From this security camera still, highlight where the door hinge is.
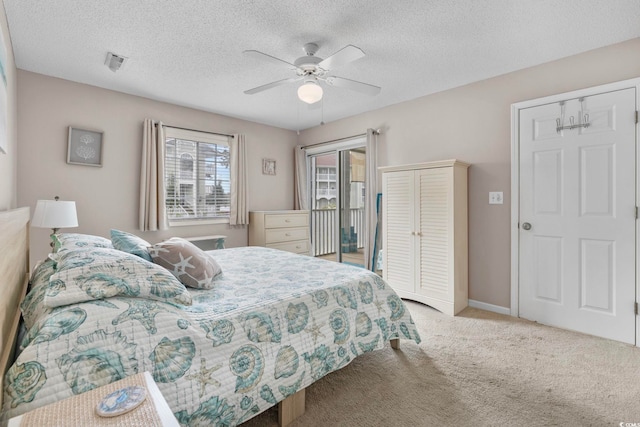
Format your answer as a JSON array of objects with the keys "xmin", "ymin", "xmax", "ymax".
[
  {"xmin": 635, "ymin": 302, "xmax": 638, "ymax": 316},
  {"xmin": 636, "ymin": 110, "xmax": 639, "ymax": 124},
  {"xmin": 636, "ymin": 206, "xmax": 638, "ymax": 219}
]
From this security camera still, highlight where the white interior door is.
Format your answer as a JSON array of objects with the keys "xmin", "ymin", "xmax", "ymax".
[{"xmin": 519, "ymin": 88, "xmax": 637, "ymax": 344}]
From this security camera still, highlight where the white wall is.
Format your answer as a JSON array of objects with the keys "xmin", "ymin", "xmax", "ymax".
[
  {"xmin": 0, "ymin": 2, "xmax": 18, "ymax": 210},
  {"xmin": 17, "ymin": 71, "xmax": 298, "ymax": 266},
  {"xmin": 299, "ymin": 38, "xmax": 640, "ymax": 309}
]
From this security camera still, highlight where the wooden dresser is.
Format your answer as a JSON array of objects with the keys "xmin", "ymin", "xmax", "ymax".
[{"xmin": 249, "ymin": 210, "xmax": 310, "ymax": 255}]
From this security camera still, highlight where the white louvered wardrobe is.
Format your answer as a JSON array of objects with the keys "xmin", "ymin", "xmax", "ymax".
[{"xmin": 380, "ymin": 160, "xmax": 469, "ymax": 315}]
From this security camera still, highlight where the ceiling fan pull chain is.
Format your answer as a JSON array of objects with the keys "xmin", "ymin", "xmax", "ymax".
[{"xmin": 297, "ymin": 99, "xmax": 300, "ymax": 135}]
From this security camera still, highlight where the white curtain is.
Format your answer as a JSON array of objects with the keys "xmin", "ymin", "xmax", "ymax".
[
  {"xmin": 364, "ymin": 129, "xmax": 378, "ymax": 271},
  {"xmin": 139, "ymin": 119, "xmax": 168, "ymax": 231},
  {"xmin": 294, "ymin": 145, "xmax": 308, "ymax": 210},
  {"xmin": 230, "ymin": 134, "xmax": 248, "ymax": 226}
]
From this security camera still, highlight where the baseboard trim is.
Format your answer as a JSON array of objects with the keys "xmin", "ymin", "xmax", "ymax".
[{"xmin": 468, "ymin": 299, "xmax": 511, "ymax": 316}]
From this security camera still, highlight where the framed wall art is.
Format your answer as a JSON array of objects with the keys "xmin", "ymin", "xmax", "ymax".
[
  {"xmin": 262, "ymin": 158, "xmax": 276, "ymax": 175},
  {"xmin": 67, "ymin": 127, "xmax": 103, "ymax": 167}
]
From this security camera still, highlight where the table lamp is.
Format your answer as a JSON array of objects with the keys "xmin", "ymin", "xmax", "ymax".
[{"xmin": 32, "ymin": 196, "xmax": 79, "ymax": 251}]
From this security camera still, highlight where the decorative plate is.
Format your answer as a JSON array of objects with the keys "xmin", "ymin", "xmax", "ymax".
[{"xmin": 96, "ymin": 386, "xmax": 147, "ymax": 417}]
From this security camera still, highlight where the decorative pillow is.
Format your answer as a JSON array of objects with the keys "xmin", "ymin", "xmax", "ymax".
[
  {"xmin": 149, "ymin": 237, "xmax": 222, "ymax": 289},
  {"xmin": 110, "ymin": 229, "xmax": 153, "ymax": 262},
  {"xmin": 53, "ymin": 247, "xmax": 129, "ymax": 271},
  {"xmin": 44, "ymin": 248, "xmax": 192, "ymax": 308},
  {"xmin": 53, "ymin": 233, "xmax": 113, "ymax": 254}
]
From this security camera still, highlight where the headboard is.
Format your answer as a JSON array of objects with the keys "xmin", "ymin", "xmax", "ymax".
[{"xmin": 0, "ymin": 207, "xmax": 30, "ymax": 409}]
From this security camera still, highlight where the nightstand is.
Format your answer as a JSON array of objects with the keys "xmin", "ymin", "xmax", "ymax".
[{"xmin": 9, "ymin": 372, "xmax": 178, "ymax": 426}]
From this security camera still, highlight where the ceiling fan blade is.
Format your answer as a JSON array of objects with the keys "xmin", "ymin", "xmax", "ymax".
[
  {"xmin": 244, "ymin": 77, "xmax": 301, "ymax": 95},
  {"xmin": 318, "ymin": 45, "xmax": 365, "ymax": 70},
  {"xmin": 243, "ymin": 50, "xmax": 298, "ymax": 70},
  {"xmin": 324, "ymin": 76, "xmax": 381, "ymax": 96}
]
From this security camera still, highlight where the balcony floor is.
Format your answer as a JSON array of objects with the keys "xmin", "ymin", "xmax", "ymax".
[{"xmin": 316, "ymin": 248, "xmax": 365, "ymax": 267}]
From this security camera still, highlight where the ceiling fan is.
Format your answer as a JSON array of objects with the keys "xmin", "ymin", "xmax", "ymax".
[{"xmin": 243, "ymin": 43, "xmax": 381, "ymax": 104}]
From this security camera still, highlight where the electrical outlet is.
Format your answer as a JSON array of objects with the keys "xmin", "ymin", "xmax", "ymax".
[{"xmin": 489, "ymin": 191, "xmax": 503, "ymax": 205}]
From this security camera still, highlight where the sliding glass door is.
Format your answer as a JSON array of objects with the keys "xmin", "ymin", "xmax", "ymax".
[
  {"xmin": 309, "ymin": 153, "xmax": 337, "ymax": 259},
  {"xmin": 338, "ymin": 148, "xmax": 365, "ymax": 266},
  {"xmin": 308, "ymin": 142, "xmax": 366, "ymax": 267}
]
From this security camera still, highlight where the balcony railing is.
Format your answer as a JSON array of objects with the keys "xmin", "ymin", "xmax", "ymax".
[
  {"xmin": 316, "ymin": 188, "xmax": 337, "ymax": 198},
  {"xmin": 311, "ymin": 208, "xmax": 365, "ymax": 256},
  {"xmin": 316, "ymin": 174, "xmax": 337, "ymax": 181}
]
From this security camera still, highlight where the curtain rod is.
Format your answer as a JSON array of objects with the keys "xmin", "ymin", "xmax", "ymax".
[
  {"xmin": 155, "ymin": 123, "xmax": 234, "ymax": 138},
  {"xmin": 301, "ymin": 131, "xmax": 374, "ymax": 149}
]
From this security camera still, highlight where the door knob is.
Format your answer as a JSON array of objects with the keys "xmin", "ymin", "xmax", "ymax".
[{"xmin": 522, "ymin": 222, "xmax": 532, "ymax": 230}]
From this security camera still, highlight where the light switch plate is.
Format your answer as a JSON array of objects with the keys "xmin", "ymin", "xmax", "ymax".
[{"xmin": 489, "ymin": 191, "xmax": 503, "ymax": 204}]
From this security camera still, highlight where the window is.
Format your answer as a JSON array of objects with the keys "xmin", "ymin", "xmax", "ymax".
[
  {"xmin": 164, "ymin": 128, "xmax": 230, "ymax": 223},
  {"xmin": 180, "ymin": 153, "xmax": 194, "ymax": 179}
]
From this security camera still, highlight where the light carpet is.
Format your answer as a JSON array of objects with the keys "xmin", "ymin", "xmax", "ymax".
[{"xmin": 242, "ymin": 300, "xmax": 640, "ymax": 427}]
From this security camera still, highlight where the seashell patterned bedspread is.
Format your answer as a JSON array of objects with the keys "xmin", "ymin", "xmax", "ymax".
[{"xmin": 3, "ymin": 246, "xmax": 421, "ymax": 426}]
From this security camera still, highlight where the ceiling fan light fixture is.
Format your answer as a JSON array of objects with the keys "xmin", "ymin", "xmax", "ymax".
[{"xmin": 298, "ymin": 80, "xmax": 323, "ymax": 104}]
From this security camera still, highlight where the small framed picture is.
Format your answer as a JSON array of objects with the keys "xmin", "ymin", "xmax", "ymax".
[
  {"xmin": 262, "ymin": 158, "xmax": 276, "ymax": 175},
  {"xmin": 67, "ymin": 127, "xmax": 103, "ymax": 167}
]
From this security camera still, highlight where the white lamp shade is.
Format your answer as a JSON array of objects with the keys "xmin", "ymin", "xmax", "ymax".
[
  {"xmin": 32, "ymin": 200, "xmax": 79, "ymax": 229},
  {"xmin": 297, "ymin": 81, "xmax": 323, "ymax": 104}
]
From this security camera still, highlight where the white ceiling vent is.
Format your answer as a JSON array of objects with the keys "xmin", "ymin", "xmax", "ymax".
[{"xmin": 105, "ymin": 52, "xmax": 127, "ymax": 72}]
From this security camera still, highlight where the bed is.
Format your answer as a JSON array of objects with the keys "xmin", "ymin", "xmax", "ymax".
[{"xmin": 0, "ymin": 207, "xmax": 421, "ymax": 426}]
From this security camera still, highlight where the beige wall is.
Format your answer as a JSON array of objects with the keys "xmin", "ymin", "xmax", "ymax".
[
  {"xmin": 17, "ymin": 71, "xmax": 298, "ymax": 266},
  {"xmin": 14, "ymin": 37, "xmax": 640, "ymax": 307},
  {"xmin": 299, "ymin": 37, "xmax": 640, "ymax": 309},
  {"xmin": 0, "ymin": 2, "xmax": 18, "ymax": 210}
]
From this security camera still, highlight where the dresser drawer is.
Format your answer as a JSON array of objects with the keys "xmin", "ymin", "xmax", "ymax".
[
  {"xmin": 265, "ymin": 213, "xmax": 309, "ymax": 229},
  {"xmin": 267, "ymin": 239, "xmax": 309, "ymax": 254},
  {"xmin": 265, "ymin": 227, "xmax": 308, "ymax": 244},
  {"xmin": 248, "ymin": 210, "xmax": 310, "ymax": 249}
]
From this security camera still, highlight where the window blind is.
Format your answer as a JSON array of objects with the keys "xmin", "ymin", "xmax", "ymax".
[{"xmin": 164, "ymin": 129, "xmax": 230, "ymax": 221}]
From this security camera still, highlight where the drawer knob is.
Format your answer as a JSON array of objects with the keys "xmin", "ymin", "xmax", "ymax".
[
  {"xmin": 285, "ymin": 233, "xmax": 291, "ymax": 237},
  {"xmin": 285, "ymin": 219, "xmax": 291, "ymax": 223}
]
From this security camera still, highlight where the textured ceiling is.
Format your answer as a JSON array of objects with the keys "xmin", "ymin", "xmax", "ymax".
[{"xmin": 4, "ymin": 0, "xmax": 640, "ymax": 131}]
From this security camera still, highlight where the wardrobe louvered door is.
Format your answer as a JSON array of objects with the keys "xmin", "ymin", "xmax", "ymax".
[
  {"xmin": 381, "ymin": 160, "xmax": 469, "ymax": 316},
  {"xmin": 417, "ymin": 167, "xmax": 451, "ymax": 302},
  {"xmin": 382, "ymin": 170, "xmax": 415, "ymax": 293}
]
